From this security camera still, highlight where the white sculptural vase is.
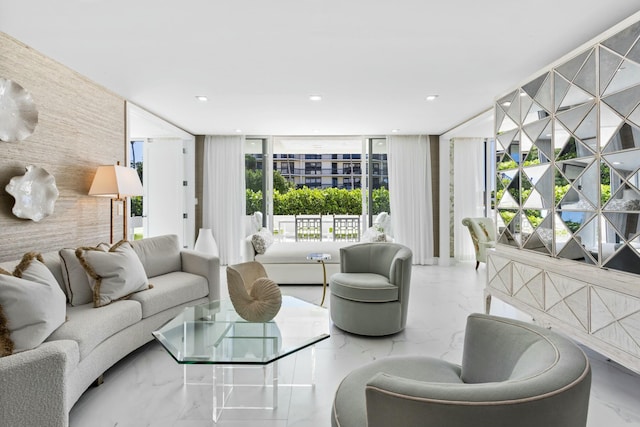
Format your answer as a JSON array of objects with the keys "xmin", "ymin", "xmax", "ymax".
[{"xmin": 194, "ymin": 228, "xmax": 219, "ymax": 256}]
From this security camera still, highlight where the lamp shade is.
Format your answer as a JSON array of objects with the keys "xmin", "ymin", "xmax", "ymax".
[{"xmin": 89, "ymin": 164, "xmax": 143, "ymax": 198}]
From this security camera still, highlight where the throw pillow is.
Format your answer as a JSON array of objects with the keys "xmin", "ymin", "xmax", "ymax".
[
  {"xmin": 76, "ymin": 240, "xmax": 151, "ymax": 308},
  {"xmin": 362, "ymin": 226, "xmax": 387, "ymax": 242},
  {"xmin": 251, "ymin": 228, "xmax": 274, "ymax": 255},
  {"xmin": 60, "ymin": 243, "xmax": 109, "ymax": 306},
  {"xmin": 0, "ymin": 252, "xmax": 67, "ymax": 356}
]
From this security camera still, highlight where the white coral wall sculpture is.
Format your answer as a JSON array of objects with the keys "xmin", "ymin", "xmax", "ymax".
[
  {"xmin": 0, "ymin": 77, "xmax": 39, "ymax": 143},
  {"xmin": 5, "ymin": 165, "xmax": 59, "ymax": 222}
]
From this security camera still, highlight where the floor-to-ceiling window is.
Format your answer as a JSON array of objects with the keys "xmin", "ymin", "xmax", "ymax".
[{"xmin": 244, "ymin": 136, "xmax": 390, "ymax": 241}]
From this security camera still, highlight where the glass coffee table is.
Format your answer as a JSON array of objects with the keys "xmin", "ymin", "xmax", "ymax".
[{"xmin": 152, "ymin": 295, "xmax": 330, "ymax": 421}]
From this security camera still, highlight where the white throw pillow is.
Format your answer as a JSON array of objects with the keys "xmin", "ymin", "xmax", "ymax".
[
  {"xmin": 251, "ymin": 228, "xmax": 274, "ymax": 254},
  {"xmin": 60, "ymin": 243, "xmax": 109, "ymax": 306},
  {"xmin": 362, "ymin": 226, "xmax": 387, "ymax": 242},
  {"xmin": 76, "ymin": 240, "xmax": 151, "ymax": 308},
  {"xmin": 0, "ymin": 253, "xmax": 67, "ymax": 356}
]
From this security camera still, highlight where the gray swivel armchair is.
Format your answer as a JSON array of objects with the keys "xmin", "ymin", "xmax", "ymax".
[
  {"xmin": 332, "ymin": 313, "xmax": 592, "ymax": 427},
  {"xmin": 329, "ymin": 243, "xmax": 412, "ymax": 336}
]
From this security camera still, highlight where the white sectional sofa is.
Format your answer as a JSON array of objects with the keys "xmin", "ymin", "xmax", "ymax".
[
  {"xmin": 0, "ymin": 234, "xmax": 219, "ymax": 427},
  {"xmin": 242, "ymin": 235, "xmax": 351, "ymax": 284}
]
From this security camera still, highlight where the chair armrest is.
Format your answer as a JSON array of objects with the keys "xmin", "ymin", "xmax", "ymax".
[
  {"xmin": 242, "ymin": 235, "xmax": 257, "ymax": 261},
  {"xmin": 181, "ymin": 250, "xmax": 220, "ymax": 301},
  {"xmin": 366, "ymin": 367, "xmax": 590, "ymax": 427},
  {"xmin": 0, "ymin": 340, "xmax": 78, "ymax": 427},
  {"xmin": 366, "ymin": 372, "xmax": 478, "ymax": 427}
]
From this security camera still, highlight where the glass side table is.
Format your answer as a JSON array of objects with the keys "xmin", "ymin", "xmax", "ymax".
[{"xmin": 306, "ymin": 252, "xmax": 332, "ymax": 306}]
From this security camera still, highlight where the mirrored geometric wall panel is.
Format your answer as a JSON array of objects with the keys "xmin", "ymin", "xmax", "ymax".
[{"xmin": 494, "ymin": 18, "xmax": 640, "ymax": 276}]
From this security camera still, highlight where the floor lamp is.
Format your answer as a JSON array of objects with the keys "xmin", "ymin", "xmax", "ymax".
[{"xmin": 89, "ymin": 163, "xmax": 143, "ymax": 243}]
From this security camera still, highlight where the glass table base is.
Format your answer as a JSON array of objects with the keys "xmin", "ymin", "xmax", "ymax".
[{"xmin": 183, "ymin": 346, "xmax": 317, "ymax": 422}]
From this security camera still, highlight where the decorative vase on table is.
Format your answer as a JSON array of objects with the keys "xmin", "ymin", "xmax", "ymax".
[{"xmin": 194, "ymin": 228, "xmax": 219, "ymax": 256}]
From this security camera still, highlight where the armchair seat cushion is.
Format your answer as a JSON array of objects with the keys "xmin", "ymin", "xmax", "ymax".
[{"xmin": 330, "ymin": 273, "xmax": 398, "ymax": 303}]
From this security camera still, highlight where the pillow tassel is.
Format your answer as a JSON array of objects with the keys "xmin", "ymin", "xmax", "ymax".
[{"xmin": 0, "ymin": 304, "xmax": 15, "ymax": 357}]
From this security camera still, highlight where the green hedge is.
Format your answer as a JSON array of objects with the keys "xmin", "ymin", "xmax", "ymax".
[{"xmin": 246, "ymin": 187, "xmax": 390, "ymax": 215}]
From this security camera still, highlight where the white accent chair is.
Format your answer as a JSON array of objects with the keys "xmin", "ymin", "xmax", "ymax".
[{"xmin": 461, "ymin": 217, "xmax": 496, "ymax": 269}]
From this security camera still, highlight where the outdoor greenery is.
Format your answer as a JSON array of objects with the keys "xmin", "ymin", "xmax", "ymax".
[
  {"xmin": 130, "ymin": 160, "xmax": 143, "ymax": 217},
  {"xmin": 246, "ymin": 187, "xmax": 390, "ymax": 216},
  {"xmin": 245, "ymin": 154, "xmax": 390, "ymax": 216}
]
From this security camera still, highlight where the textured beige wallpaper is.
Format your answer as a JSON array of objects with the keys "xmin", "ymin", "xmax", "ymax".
[{"xmin": 0, "ymin": 33, "xmax": 125, "ymax": 261}]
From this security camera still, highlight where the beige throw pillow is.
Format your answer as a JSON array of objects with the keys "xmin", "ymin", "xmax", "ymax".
[
  {"xmin": 0, "ymin": 252, "xmax": 67, "ymax": 356},
  {"xmin": 60, "ymin": 243, "xmax": 109, "ymax": 306},
  {"xmin": 76, "ymin": 240, "xmax": 151, "ymax": 308}
]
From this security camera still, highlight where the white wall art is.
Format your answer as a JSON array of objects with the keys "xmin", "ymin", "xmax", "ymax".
[
  {"xmin": 6, "ymin": 165, "xmax": 59, "ymax": 222},
  {"xmin": 0, "ymin": 77, "xmax": 39, "ymax": 142}
]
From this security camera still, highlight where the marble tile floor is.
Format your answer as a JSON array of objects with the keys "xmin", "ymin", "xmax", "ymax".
[{"xmin": 69, "ymin": 263, "xmax": 640, "ymax": 426}]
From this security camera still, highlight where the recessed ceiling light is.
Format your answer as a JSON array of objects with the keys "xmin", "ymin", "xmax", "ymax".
[
  {"xmin": 391, "ymin": 129, "xmax": 400, "ymax": 133},
  {"xmin": 309, "ymin": 95, "xmax": 322, "ymax": 101},
  {"xmin": 426, "ymin": 95, "xmax": 439, "ymax": 101},
  {"xmin": 235, "ymin": 129, "xmax": 242, "ymax": 133},
  {"xmin": 195, "ymin": 95, "xmax": 208, "ymax": 101}
]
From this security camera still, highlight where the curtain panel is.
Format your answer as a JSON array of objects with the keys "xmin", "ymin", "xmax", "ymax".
[
  {"xmin": 388, "ymin": 135, "xmax": 434, "ymax": 265},
  {"xmin": 452, "ymin": 137, "xmax": 485, "ymax": 261},
  {"xmin": 202, "ymin": 135, "xmax": 245, "ymax": 265}
]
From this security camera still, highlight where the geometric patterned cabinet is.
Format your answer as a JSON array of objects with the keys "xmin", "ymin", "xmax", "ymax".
[{"xmin": 487, "ymin": 246, "xmax": 640, "ymax": 374}]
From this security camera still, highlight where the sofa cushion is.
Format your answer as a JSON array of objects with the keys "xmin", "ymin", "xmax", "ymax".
[
  {"xmin": 76, "ymin": 241, "xmax": 151, "ymax": 308},
  {"xmin": 130, "ymin": 234, "xmax": 182, "ymax": 278},
  {"xmin": 128, "ymin": 271, "xmax": 208, "ymax": 318},
  {"xmin": 0, "ymin": 253, "xmax": 67, "ymax": 355},
  {"xmin": 48, "ymin": 300, "xmax": 142, "ymax": 360},
  {"xmin": 60, "ymin": 243, "xmax": 109, "ymax": 306},
  {"xmin": 330, "ymin": 272, "xmax": 398, "ymax": 303}
]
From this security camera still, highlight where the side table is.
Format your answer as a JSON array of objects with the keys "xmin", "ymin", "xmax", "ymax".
[{"xmin": 306, "ymin": 253, "xmax": 332, "ymax": 306}]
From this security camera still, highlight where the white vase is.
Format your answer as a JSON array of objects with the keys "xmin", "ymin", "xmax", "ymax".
[{"xmin": 194, "ymin": 228, "xmax": 219, "ymax": 256}]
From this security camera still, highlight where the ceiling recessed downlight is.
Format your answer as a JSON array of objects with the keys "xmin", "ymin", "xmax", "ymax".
[
  {"xmin": 195, "ymin": 95, "xmax": 208, "ymax": 101},
  {"xmin": 391, "ymin": 129, "xmax": 400, "ymax": 133},
  {"xmin": 426, "ymin": 95, "xmax": 439, "ymax": 101},
  {"xmin": 309, "ymin": 95, "xmax": 322, "ymax": 101}
]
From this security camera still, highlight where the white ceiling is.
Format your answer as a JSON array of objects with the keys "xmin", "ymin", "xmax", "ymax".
[{"xmin": 1, "ymin": 1, "xmax": 639, "ymax": 137}]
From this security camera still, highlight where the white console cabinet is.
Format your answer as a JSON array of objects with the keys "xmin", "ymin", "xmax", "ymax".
[{"xmin": 487, "ymin": 246, "xmax": 640, "ymax": 374}]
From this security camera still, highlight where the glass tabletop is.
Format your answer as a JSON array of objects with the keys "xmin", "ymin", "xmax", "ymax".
[{"xmin": 152, "ymin": 295, "xmax": 330, "ymax": 365}]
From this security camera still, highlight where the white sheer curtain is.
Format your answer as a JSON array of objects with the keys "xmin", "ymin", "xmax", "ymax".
[
  {"xmin": 453, "ymin": 137, "xmax": 485, "ymax": 261},
  {"xmin": 202, "ymin": 135, "xmax": 245, "ymax": 265},
  {"xmin": 388, "ymin": 135, "xmax": 434, "ymax": 265}
]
